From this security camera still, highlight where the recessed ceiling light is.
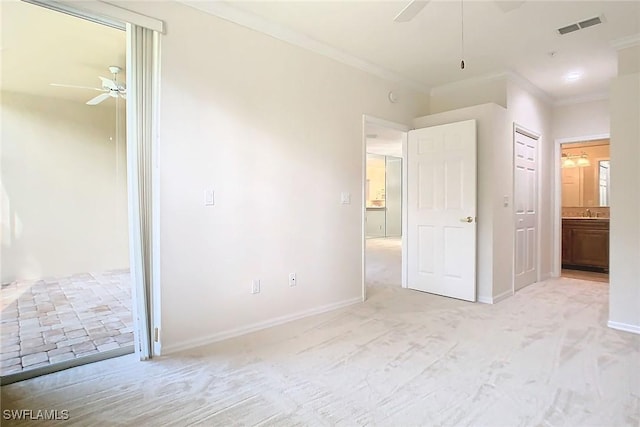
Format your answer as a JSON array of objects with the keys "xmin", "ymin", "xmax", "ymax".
[{"xmin": 565, "ymin": 71, "xmax": 582, "ymax": 82}]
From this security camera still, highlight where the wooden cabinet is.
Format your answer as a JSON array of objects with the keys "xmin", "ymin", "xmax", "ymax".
[{"xmin": 562, "ymin": 218, "xmax": 609, "ymax": 272}]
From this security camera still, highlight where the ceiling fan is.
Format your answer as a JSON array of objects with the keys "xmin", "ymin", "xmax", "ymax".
[
  {"xmin": 393, "ymin": 0, "xmax": 525, "ymax": 22},
  {"xmin": 393, "ymin": 0, "xmax": 524, "ymax": 69},
  {"xmin": 50, "ymin": 66, "xmax": 126, "ymax": 105}
]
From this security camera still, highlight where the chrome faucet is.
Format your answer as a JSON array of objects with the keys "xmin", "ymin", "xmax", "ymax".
[{"xmin": 584, "ymin": 209, "xmax": 592, "ymax": 218}]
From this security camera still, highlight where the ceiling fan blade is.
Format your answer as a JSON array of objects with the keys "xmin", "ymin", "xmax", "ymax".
[
  {"xmin": 50, "ymin": 83, "xmax": 105, "ymax": 91},
  {"xmin": 99, "ymin": 76, "xmax": 118, "ymax": 90},
  {"xmin": 394, "ymin": 0, "xmax": 430, "ymax": 22},
  {"xmin": 86, "ymin": 92, "xmax": 112, "ymax": 105}
]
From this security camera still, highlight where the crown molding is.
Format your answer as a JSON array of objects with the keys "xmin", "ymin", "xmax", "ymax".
[
  {"xmin": 611, "ymin": 34, "xmax": 640, "ymax": 51},
  {"xmin": 554, "ymin": 90, "xmax": 609, "ymax": 107},
  {"xmin": 429, "ymin": 71, "xmax": 508, "ymax": 97},
  {"xmin": 504, "ymin": 70, "xmax": 555, "ymax": 105},
  {"xmin": 430, "ymin": 70, "xmax": 556, "ymax": 106},
  {"xmin": 178, "ymin": 1, "xmax": 431, "ymax": 94}
]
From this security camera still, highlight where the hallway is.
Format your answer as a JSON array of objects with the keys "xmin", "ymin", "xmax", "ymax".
[{"xmin": 366, "ymin": 237, "xmax": 402, "ymax": 288}]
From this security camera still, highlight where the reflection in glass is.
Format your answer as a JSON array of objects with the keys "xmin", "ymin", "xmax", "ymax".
[{"xmin": 599, "ymin": 160, "xmax": 610, "ymax": 207}]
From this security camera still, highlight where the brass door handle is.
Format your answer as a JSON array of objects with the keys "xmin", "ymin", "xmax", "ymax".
[{"xmin": 460, "ymin": 216, "xmax": 474, "ymax": 223}]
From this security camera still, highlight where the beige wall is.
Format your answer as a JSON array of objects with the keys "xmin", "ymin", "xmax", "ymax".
[
  {"xmin": 553, "ymin": 99, "xmax": 610, "ymax": 141},
  {"xmin": 1, "ymin": 91, "xmax": 128, "ymax": 283},
  {"xmin": 609, "ymin": 45, "xmax": 640, "ymax": 332},
  {"xmin": 115, "ymin": 1, "xmax": 429, "ymax": 353}
]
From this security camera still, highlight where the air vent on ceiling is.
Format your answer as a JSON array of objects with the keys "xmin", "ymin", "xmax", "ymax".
[
  {"xmin": 558, "ymin": 24, "xmax": 580, "ymax": 35},
  {"xmin": 578, "ymin": 16, "xmax": 602, "ymax": 29},
  {"xmin": 557, "ymin": 15, "xmax": 604, "ymax": 35}
]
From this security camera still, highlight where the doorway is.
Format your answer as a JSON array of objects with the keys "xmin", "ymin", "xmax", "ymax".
[
  {"xmin": 1, "ymin": 0, "xmax": 161, "ymax": 384},
  {"xmin": 1, "ymin": 1, "xmax": 132, "ymax": 379},
  {"xmin": 362, "ymin": 117, "xmax": 407, "ymax": 298},
  {"xmin": 557, "ymin": 137, "xmax": 611, "ymax": 283}
]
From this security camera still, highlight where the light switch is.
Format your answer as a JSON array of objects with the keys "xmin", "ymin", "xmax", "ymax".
[
  {"xmin": 204, "ymin": 189, "xmax": 215, "ymax": 206},
  {"xmin": 341, "ymin": 192, "xmax": 351, "ymax": 205}
]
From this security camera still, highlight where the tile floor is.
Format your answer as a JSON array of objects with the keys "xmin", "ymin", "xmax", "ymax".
[{"xmin": 0, "ymin": 269, "xmax": 133, "ymax": 376}]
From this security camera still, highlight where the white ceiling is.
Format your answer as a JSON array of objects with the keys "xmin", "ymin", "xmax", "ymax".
[
  {"xmin": 0, "ymin": 1, "xmax": 126, "ymax": 105},
  {"xmin": 226, "ymin": 0, "xmax": 640, "ymax": 101},
  {"xmin": 2, "ymin": 1, "xmax": 637, "ymax": 106}
]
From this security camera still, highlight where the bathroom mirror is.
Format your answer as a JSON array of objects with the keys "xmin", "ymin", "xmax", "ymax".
[{"xmin": 561, "ymin": 140, "xmax": 610, "ymax": 207}]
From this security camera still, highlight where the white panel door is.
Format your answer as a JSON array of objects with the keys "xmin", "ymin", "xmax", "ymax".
[
  {"xmin": 514, "ymin": 129, "xmax": 538, "ymax": 290},
  {"xmin": 407, "ymin": 120, "xmax": 477, "ymax": 302}
]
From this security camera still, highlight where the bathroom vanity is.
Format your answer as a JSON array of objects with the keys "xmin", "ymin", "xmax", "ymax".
[{"xmin": 561, "ymin": 218, "xmax": 609, "ymax": 272}]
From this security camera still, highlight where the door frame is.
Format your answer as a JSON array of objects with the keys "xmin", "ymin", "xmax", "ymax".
[
  {"xmin": 361, "ymin": 115, "xmax": 409, "ymax": 301},
  {"xmin": 552, "ymin": 133, "xmax": 610, "ymax": 277},
  {"xmin": 512, "ymin": 123, "xmax": 541, "ymax": 292}
]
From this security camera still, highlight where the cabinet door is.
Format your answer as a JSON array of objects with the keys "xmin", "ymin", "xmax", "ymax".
[
  {"xmin": 366, "ymin": 210, "xmax": 386, "ymax": 238},
  {"xmin": 562, "ymin": 226, "xmax": 572, "ymax": 265},
  {"xmin": 572, "ymin": 228, "xmax": 609, "ymax": 268}
]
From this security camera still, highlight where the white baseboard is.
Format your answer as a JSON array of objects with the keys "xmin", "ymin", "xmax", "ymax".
[
  {"xmin": 607, "ymin": 320, "xmax": 640, "ymax": 335},
  {"xmin": 478, "ymin": 289, "xmax": 513, "ymax": 305},
  {"xmin": 162, "ymin": 297, "xmax": 362, "ymax": 355},
  {"xmin": 493, "ymin": 289, "xmax": 513, "ymax": 304}
]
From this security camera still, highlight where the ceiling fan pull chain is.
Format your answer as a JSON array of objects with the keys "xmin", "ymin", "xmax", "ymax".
[{"xmin": 461, "ymin": 0, "xmax": 465, "ymax": 70}]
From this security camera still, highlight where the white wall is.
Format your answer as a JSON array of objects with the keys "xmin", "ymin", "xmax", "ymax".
[
  {"xmin": 414, "ymin": 103, "xmax": 509, "ymax": 303},
  {"xmin": 608, "ymin": 45, "xmax": 640, "ymax": 333},
  {"xmin": 553, "ymin": 99, "xmax": 610, "ymax": 141},
  {"xmin": 1, "ymin": 92, "xmax": 128, "ymax": 283},
  {"xmin": 117, "ymin": 1, "xmax": 429, "ymax": 352}
]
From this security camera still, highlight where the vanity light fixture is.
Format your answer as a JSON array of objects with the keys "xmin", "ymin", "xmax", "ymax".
[
  {"xmin": 576, "ymin": 152, "xmax": 591, "ymax": 167},
  {"xmin": 562, "ymin": 152, "xmax": 590, "ymax": 168},
  {"xmin": 562, "ymin": 153, "xmax": 576, "ymax": 168}
]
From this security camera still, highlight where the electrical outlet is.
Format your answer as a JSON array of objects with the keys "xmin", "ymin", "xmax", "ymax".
[
  {"xmin": 289, "ymin": 273, "xmax": 296, "ymax": 287},
  {"xmin": 252, "ymin": 279, "xmax": 260, "ymax": 294}
]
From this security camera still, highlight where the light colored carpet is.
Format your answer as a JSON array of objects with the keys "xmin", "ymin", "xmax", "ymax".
[
  {"xmin": 2, "ymin": 277, "xmax": 638, "ymax": 426},
  {"xmin": 366, "ymin": 237, "xmax": 402, "ymax": 288}
]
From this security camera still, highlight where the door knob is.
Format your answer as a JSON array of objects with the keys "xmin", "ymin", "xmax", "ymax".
[{"xmin": 460, "ymin": 216, "xmax": 473, "ymax": 223}]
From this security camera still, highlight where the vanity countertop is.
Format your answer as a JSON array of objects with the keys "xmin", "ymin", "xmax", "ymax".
[{"xmin": 562, "ymin": 217, "xmax": 609, "ymax": 222}]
